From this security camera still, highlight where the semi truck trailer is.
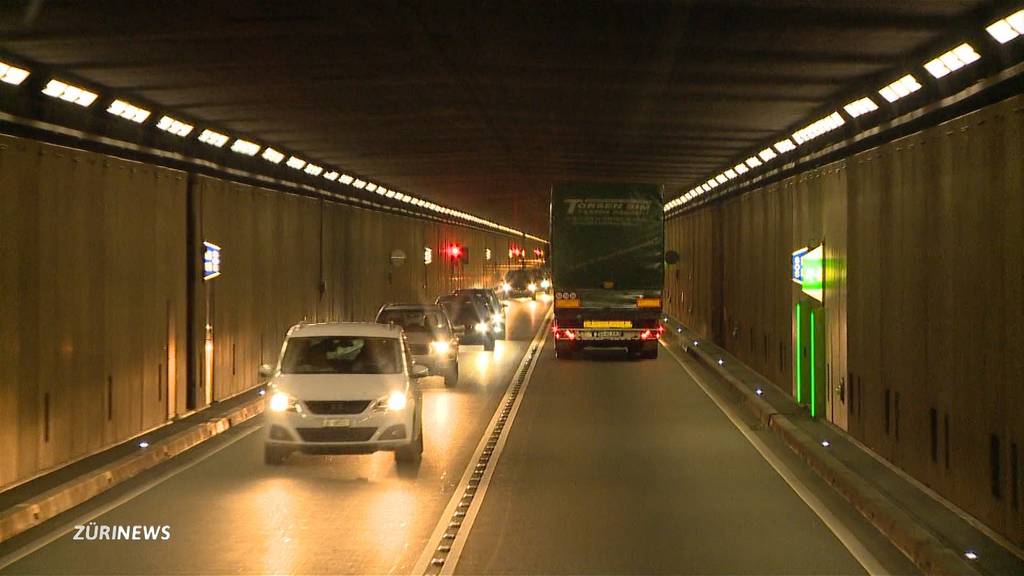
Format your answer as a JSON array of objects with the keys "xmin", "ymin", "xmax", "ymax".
[{"xmin": 549, "ymin": 182, "xmax": 671, "ymax": 360}]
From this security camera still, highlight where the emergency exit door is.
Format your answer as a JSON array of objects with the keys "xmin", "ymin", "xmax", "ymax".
[{"xmin": 793, "ymin": 300, "xmax": 825, "ymax": 419}]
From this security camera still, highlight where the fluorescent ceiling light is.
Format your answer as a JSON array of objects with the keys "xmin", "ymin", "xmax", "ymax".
[
  {"xmin": 843, "ymin": 97, "xmax": 878, "ymax": 118},
  {"xmin": 106, "ymin": 99, "xmax": 151, "ymax": 123},
  {"xmin": 986, "ymin": 10, "xmax": 1024, "ymax": 43},
  {"xmin": 724, "ymin": 169, "xmax": 737, "ymax": 179},
  {"xmin": 394, "ymin": 193, "xmax": 406, "ymax": 201},
  {"xmin": 758, "ymin": 147, "xmax": 777, "ymax": 162},
  {"xmin": 924, "ymin": 43, "xmax": 981, "ymax": 78},
  {"xmin": 352, "ymin": 179, "xmax": 367, "ymax": 189},
  {"xmin": 774, "ymin": 139, "xmax": 797, "ymax": 153},
  {"xmin": 386, "ymin": 190, "xmax": 396, "ymax": 198},
  {"xmin": 261, "ymin": 147, "xmax": 284, "ymax": 163},
  {"xmin": 197, "ymin": 129, "xmax": 229, "ymax": 147},
  {"xmin": 745, "ymin": 156, "xmax": 762, "ymax": 169},
  {"xmin": 365, "ymin": 183, "xmax": 378, "ymax": 192},
  {"xmin": 879, "ymin": 74, "xmax": 921, "ymax": 103},
  {"xmin": 230, "ymin": 139, "xmax": 260, "ymax": 156},
  {"xmin": 792, "ymin": 112, "xmax": 845, "ymax": 145},
  {"xmin": 323, "ymin": 171, "xmax": 339, "ymax": 181},
  {"xmin": 734, "ymin": 163, "xmax": 749, "ymax": 175},
  {"xmin": 0, "ymin": 61, "xmax": 30, "ymax": 85},
  {"xmin": 286, "ymin": 156, "xmax": 306, "ymax": 170},
  {"xmin": 41, "ymin": 79, "xmax": 97, "ymax": 107},
  {"xmin": 339, "ymin": 174, "xmax": 354, "ymax": 185},
  {"xmin": 304, "ymin": 163, "xmax": 323, "ymax": 176},
  {"xmin": 156, "ymin": 115, "xmax": 193, "ymax": 137}
]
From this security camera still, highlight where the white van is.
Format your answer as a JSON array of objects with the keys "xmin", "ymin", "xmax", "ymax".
[{"xmin": 260, "ymin": 322, "xmax": 427, "ymax": 465}]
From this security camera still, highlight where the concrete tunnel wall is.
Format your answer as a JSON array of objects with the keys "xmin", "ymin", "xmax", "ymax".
[
  {"xmin": 0, "ymin": 133, "xmax": 542, "ymax": 491},
  {"xmin": 665, "ymin": 93, "xmax": 1024, "ymax": 546}
]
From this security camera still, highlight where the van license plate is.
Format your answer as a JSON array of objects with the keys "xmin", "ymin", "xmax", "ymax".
[{"xmin": 322, "ymin": 418, "xmax": 352, "ymax": 428}]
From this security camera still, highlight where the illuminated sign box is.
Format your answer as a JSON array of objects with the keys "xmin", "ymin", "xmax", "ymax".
[
  {"xmin": 792, "ymin": 244, "xmax": 823, "ymax": 302},
  {"xmin": 203, "ymin": 241, "xmax": 221, "ymax": 280}
]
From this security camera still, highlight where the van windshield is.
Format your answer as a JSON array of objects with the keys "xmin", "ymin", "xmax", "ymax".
[
  {"xmin": 378, "ymin": 310, "xmax": 448, "ymax": 334},
  {"xmin": 280, "ymin": 336, "xmax": 401, "ymax": 375}
]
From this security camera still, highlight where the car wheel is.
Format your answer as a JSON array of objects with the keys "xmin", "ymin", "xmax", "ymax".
[
  {"xmin": 395, "ymin": 417, "xmax": 423, "ymax": 464},
  {"xmin": 483, "ymin": 336, "xmax": 495, "ymax": 351},
  {"xmin": 264, "ymin": 444, "xmax": 290, "ymax": 466},
  {"xmin": 444, "ymin": 363, "xmax": 459, "ymax": 387}
]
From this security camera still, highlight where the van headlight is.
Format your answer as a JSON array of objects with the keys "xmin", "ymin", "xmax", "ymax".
[
  {"xmin": 491, "ymin": 313, "xmax": 503, "ymax": 325},
  {"xmin": 375, "ymin": 390, "xmax": 408, "ymax": 412},
  {"xmin": 269, "ymin": 392, "xmax": 296, "ymax": 413},
  {"xmin": 430, "ymin": 340, "xmax": 450, "ymax": 354},
  {"xmin": 540, "ymin": 279, "xmax": 550, "ymax": 289},
  {"xmin": 501, "ymin": 282, "xmax": 511, "ymax": 292},
  {"xmin": 475, "ymin": 322, "xmax": 489, "ymax": 333},
  {"xmin": 527, "ymin": 282, "xmax": 537, "ymax": 292}
]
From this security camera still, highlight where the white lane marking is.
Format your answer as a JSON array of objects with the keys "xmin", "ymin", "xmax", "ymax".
[
  {"xmin": 412, "ymin": 307, "xmax": 552, "ymax": 575},
  {"xmin": 664, "ymin": 344, "xmax": 890, "ymax": 576},
  {"xmin": 0, "ymin": 424, "xmax": 263, "ymax": 571}
]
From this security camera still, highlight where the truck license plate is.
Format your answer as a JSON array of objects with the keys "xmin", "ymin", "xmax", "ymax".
[
  {"xmin": 322, "ymin": 418, "xmax": 352, "ymax": 428},
  {"xmin": 596, "ymin": 331, "xmax": 622, "ymax": 338}
]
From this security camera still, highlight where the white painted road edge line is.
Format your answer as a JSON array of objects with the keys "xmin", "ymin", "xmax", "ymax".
[
  {"xmin": 663, "ymin": 343, "xmax": 891, "ymax": 576},
  {"xmin": 412, "ymin": 307, "xmax": 553, "ymax": 575},
  {"xmin": 0, "ymin": 424, "xmax": 264, "ymax": 571}
]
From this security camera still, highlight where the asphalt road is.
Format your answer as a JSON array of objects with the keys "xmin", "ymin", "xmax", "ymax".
[
  {"xmin": 452, "ymin": 343, "xmax": 919, "ymax": 575},
  {"xmin": 1, "ymin": 296, "xmax": 918, "ymax": 575}
]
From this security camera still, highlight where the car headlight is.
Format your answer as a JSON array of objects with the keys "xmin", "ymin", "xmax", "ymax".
[
  {"xmin": 527, "ymin": 283, "xmax": 537, "ymax": 292},
  {"xmin": 540, "ymin": 279, "xmax": 550, "ymax": 289},
  {"xmin": 491, "ymin": 313, "xmax": 503, "ymax": 324},
  {"xmin": 475, "ymin": 322, "xmax": 489, "ymax": 333},
  {"xmin": 268, "ymin": 392, "xmax": 295, "ymax": 413},
  {"xmin": 501, "ymin": 282, "xmax": 511, "ymax": 292},
  {"xmin": 430, "ymin": 340, "xmax": 450, "ymax": 354},
  {"xmin": 373, "ymin": 390, "xmax": 409, "ymax": 412}
]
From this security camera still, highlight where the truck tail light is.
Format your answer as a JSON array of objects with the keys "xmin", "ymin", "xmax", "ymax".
[
  {"xmin": 554, "ymin": 328, "xmax": 578, "ymax": 340},
  {"xmin": 640, "ymin": 326, "xmax": 664, "ymax": 341}
]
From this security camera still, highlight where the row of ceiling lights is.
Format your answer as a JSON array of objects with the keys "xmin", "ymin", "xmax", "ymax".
[
  {"xmin": 664, "ymin": 7, "xmax": 1024, "ymax": 213},
  {"xmin": 0, "ymin": 59, "xmax": 545, "ymax": 243}
]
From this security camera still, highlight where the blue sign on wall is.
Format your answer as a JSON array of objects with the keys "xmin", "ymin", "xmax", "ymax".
[
  {"xmin": 792, "ymin": 247, "xmax": 809, "ymax": 283},
  {"xmin": 203, "ymin": 241, "xmax": 222, "ymax": 280}
]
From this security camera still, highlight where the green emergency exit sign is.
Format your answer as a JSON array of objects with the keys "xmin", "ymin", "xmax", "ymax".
[{"xmin": 792, "ymin": 244, "xmax": 823, "ymax": 302}]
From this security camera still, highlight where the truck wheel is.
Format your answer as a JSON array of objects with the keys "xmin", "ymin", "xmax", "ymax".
[
  {"xmin": 483, "ymin": 336, "xmax": 495, "ymax": 351},
  {"xmin": 444, "ymin": 363, "xmax": 459, "ymax": 387},
  {"xmin": 264, "ymin": 445, "xmax": 290, "ymax": 466},
  {"xmin": 555, "ymin": 341, "xmax": 574, "ymax": 360}
]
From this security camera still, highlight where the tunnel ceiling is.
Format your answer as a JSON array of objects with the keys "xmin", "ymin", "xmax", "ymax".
[{"xmin": 0, "ymin": 0, "xmax": 997, "ymax": 236}]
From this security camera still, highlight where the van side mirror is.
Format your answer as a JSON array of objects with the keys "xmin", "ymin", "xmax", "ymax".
[{"xmin": 258, "ymin": 364, "xmax": 275, "ymax": 379}]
